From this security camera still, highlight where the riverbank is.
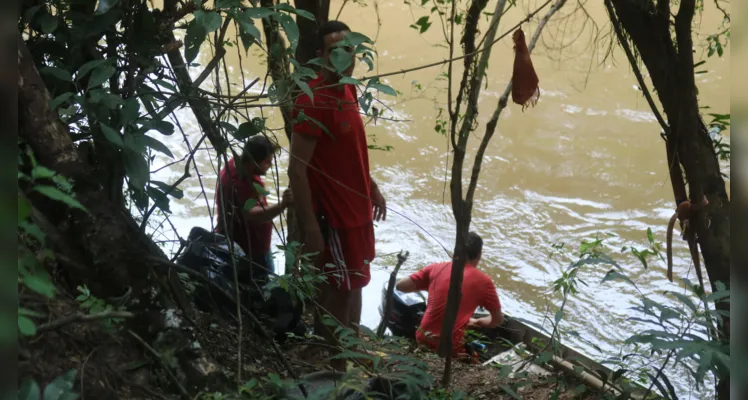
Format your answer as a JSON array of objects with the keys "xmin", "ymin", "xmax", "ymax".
[{"xmin": 19, "ymin": 280, "xmax": 599, "ymax": 400}]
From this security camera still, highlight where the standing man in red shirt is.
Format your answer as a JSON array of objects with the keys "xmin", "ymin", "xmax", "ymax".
[
  {"xmin": 395, "ymin": 232, "xmax": 503, "ymax": 358},
  {"xmin": 289, "ymin": 21, "xmax": 386, "ymax": 368},
  {"xmin": 215, "ymin": 135, "xmax": 292, "ymax": 283}
]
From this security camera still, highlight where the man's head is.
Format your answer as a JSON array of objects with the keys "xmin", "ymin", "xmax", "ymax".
[
  {"xmin": 240, "ymin": 135, "xmax": 278, "ymax": 176},
  {"xmin": 317, "ymin": 20, "xmax": 355, "ymax": 81},
  {"xmin": 466, "ymin": 231, "xmax": 484, "ymax": 265}
]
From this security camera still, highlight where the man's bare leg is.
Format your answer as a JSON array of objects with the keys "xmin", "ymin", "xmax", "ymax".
[
  {"xmin": 314, "ymin": 283, "xmax": 352, "ymax": 371},
  {"xmin": 348, "ymin": 288, "xmax": 362, "ymax": 336}
]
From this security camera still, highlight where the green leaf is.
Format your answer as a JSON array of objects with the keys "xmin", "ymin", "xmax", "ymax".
[
  {"xmin": 184, "ymin": 20, "xmax": 207, "ymax": 64},
  {"xmin": 23, "ymin": 5, "xmax": 43, "ymax": 23},
  {"xmin": 647, "ymin": 227, "xmax": 655, "ymax": 245},
  {"xmin": 410, "ymin": 16, "xmax": 431, "ymax": 33},
  {"xmin": 88, "ymin": 66, "xmax": 116, "ymax": 89},
  {"xmin": 244, "ymin": 198, "xmax": 257, "ymax": 211},
  {"xmin": 498, "ymin": 364, "xmax": 513, "ymax": 380},
  {"xmin": 146, "ymin": 187, "xmax": 171, "ymax": 213},
  {"xmin": 330, "ymin": 48, "xmax": 353, "ymax": 74},
  {"xmin": 215, "ymin": 0, "xmax": 242, "ymax": 8},
  {"xmin": 293, "ymin": 77, "xmax": 313, "ymax": 102},
  {"xmin": 23, "ymin": 273, "xmax": 56, "ymax": 298},
  {"xmin": 305, "ymin": 57, "xmax": 327, "ymax": 68},
  {"xmin": 295, "ymin": 110, "xmax": 333, "ymax": 140},
  {"xmin": 34, "ymin": 186, "xmax": 86, "ymax": 211},
  {"xmin": 19, "ymin": 379, "xmax": 41, "ymax": 400},
  {"xmin": 370, "ymin": 83, "xmax": 397, "ymax": 96},
  {"xmin": 43, "ymin": 369, "xmax": 78, "ymax": 400},
  {"xmin": 235, "ymin": 118, "xmax": 265, "ymax": 140},
  {"xmin": 339, "ymin": 77, "xmax": 362, "ymax": 86},
  {"xmin": 123, "ymin": 149, "xmax": 150, "ymax": 190},
  {"xmin": 611, "ymin": 368, "xmax": 628, "ymax": 383},
  {"xmin": 99, "ymin": 123, "xmax": 124, "ymax": 147},
  {"xmin": 141, "ymin": 135, "xmax": 174, "ymax": 158},
  {"xmin": 668, "ymin": 291, "xmax": 698, "ymax": 313},
  {"xmin": 237, "ymin": 16, "xmax": 262, "ymax": 51},
  {"xmin": 236, "ymin": 8, "xmax": 263, "ymax": 51},
  {"xmin": 18, "ymin": 196, "xmax": 31, "ymax": 223},
  {"xmin": 19, "ymin": 221, "xmax": 46, "ymax": 243},
  {"xmin": 195, "ymin": 10, "xmax": 222, "ymax": 33},
  {"xmin": 18, "ymin": 315, "xmax": 37, "ymax": 336},
  {"xmin": 76, "ymin": 59, "xmax": 109, "ymax": 81},
  {"xmin": 705, "ymin": 289, "xmax": 729, "ymax": 303},
  {"xmin": 244, "ymin": 7, "xmax": 275, "ymax": 19},
  {"xmin": 31, "ymin": 166, "xmax": 57, "ymax": 181},
  {"xmin": 554, "ymin": 310, "xmax": 564, "ymax": 324},
  {"xmin": 152, "ymin": 79, "xmax": 177, "ymax": 93},
  {"xmin": 50, "ymin": 93, "xmax": 74, "ymax": 110},
  {"xmin": 277, "ymin": 14, "xmax": 299, "ymax": 51},
  {"xmin": 274, "ymin": 4, "xmax": 315, "ymax": 20},
  {"xmin": 120, "ymin": 98, "xmax": 141, "ymax": 125},
  {"xmin": 498, "ymin": 384, "xmax": 521, "ymax": 400},
  {"xmin": 150, "ymin": 181, "xmax": 183, "ymax": 199},
  {"xmin": 39, "ymin": 13, "xmax": 59, "ymax": 34},
  {"xmin": 40, "ymin": 67, "xmax": 73, "ymax": 83},
  {"xmin": 601, "ymin": 269, "xmax": 637, "ymax": 288},
  {"xmin": 140, "ymin": 119, "xmax": 175, "ymax": 135}
]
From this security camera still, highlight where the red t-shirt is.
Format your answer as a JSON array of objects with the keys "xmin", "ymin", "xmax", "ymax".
[
  {"xmin": 214, "ymin": 157, "xmax": 272, "ymax": 257},
  {"xmin": 410, "ymin": 262, "xmax": 501, "ymax": 355},
  {"xmin": 291, "ymin": 74, "xmax": 373, "ymax": 228}
]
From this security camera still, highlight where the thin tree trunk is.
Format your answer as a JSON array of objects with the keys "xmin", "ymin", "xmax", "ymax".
[{"xmin": 294, "ymin": 0, "xmax": 330, "ymax": 65}]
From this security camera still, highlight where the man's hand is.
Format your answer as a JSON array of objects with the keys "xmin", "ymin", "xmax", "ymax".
[
  {"xmin": 281, "ymin": 188, "xmax": 293, "ymax": 208},
  {"xmin": 371, "ymin": 182, "xmax": 386, "ymax": 221},
  {"xmin": 468, "ymin": 318, "xmax": 480, "ymax": 328}
]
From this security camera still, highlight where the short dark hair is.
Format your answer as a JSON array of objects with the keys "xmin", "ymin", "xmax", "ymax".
[
  {"xmin": 241, "ymin": 135, "xmax": 277, "ymax": 166},
  {"xmin": 317, "ymin": 20, "xmax": 351, "ymax": 53},
  {"xmin": 466, "ymin": 231, "xmax": 483, "ymax": 260}
]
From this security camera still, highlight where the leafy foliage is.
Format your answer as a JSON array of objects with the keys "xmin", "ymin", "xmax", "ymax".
[
  {"xmin": 19, "ymin": 369, "xmax": 80, "ymax": 400},
  {"xmin": 75, "ymin": 285, "xmax": 128, "ymax": 331}
]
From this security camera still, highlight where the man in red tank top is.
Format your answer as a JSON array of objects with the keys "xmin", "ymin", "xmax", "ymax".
[
  {"xmin": 396, "ymin": 232, "xmax": 504, "ymax": 358},
  {"xmin": 289, "ymin": 21, "xmax": 386, "ymax": 369},
  {"xmin": 215, "ymin": 135, "xmax": 292, "ymax": 282}
]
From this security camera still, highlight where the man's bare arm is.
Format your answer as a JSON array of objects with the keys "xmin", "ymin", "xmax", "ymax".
[
  {"xmin": 244, "ymin": 203, "xmax": 284, "ymax": 222},
  {"xmin": 244, "ymin": 189, "xmax": 292, "ymax": 222},
  {"xmin": 288, "ymin": 133, "xmax": 323, "ymax": 252},
  {"xmin": 395, "ymin": 277, "xmax": 418, "ymax": 293}
]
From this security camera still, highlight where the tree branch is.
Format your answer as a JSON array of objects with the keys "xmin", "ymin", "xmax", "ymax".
[
  {"xmin": 128, "ymin": 330, "xmax": 192, "ymax": 400},
  {"xmin": 37, "ymin": 311, "xmax": 135, "ymax": 333},
  {"xmin": 603, "ymin": 0, "xmax": 670, "ymax": 136},
  {"xmin": 466, "ymin": 0, "xmax": 568, "ymax": 205}
]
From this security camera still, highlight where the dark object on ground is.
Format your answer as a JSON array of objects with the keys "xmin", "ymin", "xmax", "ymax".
[
  {"xmin": 378, "ymin": 285, "xmax": 426, "ymax": 339},
  {"xmin": 177, "ymin": 226, "xmax": 304, "ymax": 341},
  {"xmin": 281, "ymin": 371, "xmax": 429, "ymax": 399}
]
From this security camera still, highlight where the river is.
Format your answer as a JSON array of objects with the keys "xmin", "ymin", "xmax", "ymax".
[{"xmin": 146, "ymin": 1, "xmax": 730, "ymax": 398}]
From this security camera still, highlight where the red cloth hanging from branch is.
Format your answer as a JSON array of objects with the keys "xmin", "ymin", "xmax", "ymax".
[{"xmin": 511, "ymin": 27, "xmax": 540, "ymax": 111}]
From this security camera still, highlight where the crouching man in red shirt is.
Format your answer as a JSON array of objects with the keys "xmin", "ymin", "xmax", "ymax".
[
  {"xmin": 396, "ymin": 232, "xmax": 504, "ymax": 359},
  {"xmin": 289, "ymin": 21, "xmax": 386, "ymax": 370},
  {"xmin": 215, "ymin": 135, "xmax": 292, "ymax": 282}
]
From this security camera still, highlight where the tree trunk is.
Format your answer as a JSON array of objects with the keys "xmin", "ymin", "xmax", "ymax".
[
  {"xmin": 294, "ymin": 0, "xmax": 330, "ymax": 65},
  {"xmin": 18, "ymin": 35, "xmax": 171, "ymax": 309},
  {"xmin": 607, "ymin": 1, "xmax": 730, "ymax": 398}
]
